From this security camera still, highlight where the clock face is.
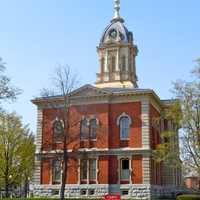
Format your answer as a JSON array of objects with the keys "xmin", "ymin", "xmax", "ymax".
[
  {"xmin": 53, "ymin": 120, "xmax": 63, "ymax": 135},
  {"xmin": 109, "ymin": 29, "xmax": 117, "ymax": 39}
]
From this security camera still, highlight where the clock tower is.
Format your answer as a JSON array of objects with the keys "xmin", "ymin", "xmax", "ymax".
[{"xmin": 96, "ymin": 0, "xmax": 138, "ymax": 88}]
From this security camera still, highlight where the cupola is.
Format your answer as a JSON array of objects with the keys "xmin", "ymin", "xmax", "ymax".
[{"xmin": 95, "ymin": 0, "xmax": 138, "ymax": 89}]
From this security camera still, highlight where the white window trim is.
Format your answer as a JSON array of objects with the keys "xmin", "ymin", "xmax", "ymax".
[
  {"xmin": 89, "ymin": 159, "xmax": 97, "ymax": 182},
  {"xmin": 79, "ymin": 158, "xmax": 98, "ymax": 184},
  {"xmin": 52, "ymin": 159, "xmax": 62, "ymax": 184},
  {"xmin": 118, "ymin": 157, "xmax": 132, "ymax": 183},
  {"xmin": 117, "ymin": 112, "xmax": 132, "ymax": 126},
  {"xmin": 52, "ymin": 117, "xmax": 64, "ymax": 128},
  {"xmin": 117, "ymin": 112, "xmax": 132, "ymax": 140},
  {"xmin": 89, "ymin": 117, "xmax": 98, "ymax": 141},
  {"xmin": 52, "ymin": 118, "xmax": 64, "ymax": 143},
  {"xmin": 80, "ymin": 117, "xmax": 90, "ymax": 141}
]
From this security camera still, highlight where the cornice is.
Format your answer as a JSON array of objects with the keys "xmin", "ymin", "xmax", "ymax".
[
  {"xmin": 36, "ymin": 148, "xmax": 152, "ymax": 157},
  {"xmin": 31, "ymin": 85, "xmax": 174, "ymax": 112}
]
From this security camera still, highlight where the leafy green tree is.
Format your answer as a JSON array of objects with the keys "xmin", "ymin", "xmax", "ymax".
[
  {"xmin": 154, "ymin": 59, "xmax": 200, "ymax": 179},
  {"xmin": 0, "ymin": 57, "xmax": 21, "ymax": 105},
  {"xmin": 153, "ymin": 101, "xmax": 182, "ymax": 168},
  {"xmin": 0, "ymin": 111, "xmax": 35, "ymax": 197}
]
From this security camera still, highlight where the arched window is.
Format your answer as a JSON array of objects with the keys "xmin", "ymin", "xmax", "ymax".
[
  {"xmin": 122, "ymin": 55, "xmax": 126, "ymax": 72},
  {"xmin": 111, "ymin": 56, "xmax": 116, "ymax": 72},
  {"xmin": 53, "ymin": 119, "xmax": 64, "ymax": 141},
  {"xmin": 52, "ymin": 160, "xmax": 61, "ymax": 184},
  {"xmin": 90, "ymin": 119, "xmax": 97, "ymax": 140},
  {"xmin": 120, "ymin": 117, "xmax": 130, "ymax": 139},
  {"xmin": 117, "ymin": 113, "xmax": 132, "ymax": 140},
  {"xmin": 101, "ymin": 58, "xmax": 105, "ymax": 73},
  {"xmin": 80, "ymin": 118, "xmax": 89, "ymax": 140}
]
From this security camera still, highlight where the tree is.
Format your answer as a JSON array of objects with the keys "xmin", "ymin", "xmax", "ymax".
[
  {"xmin": 177, "ymin": 60, "xmax": 200, "ymax": 178},
  {"xmin": 154, "ymin": 59, "xmax": 200, "ymax": 180},
  {"xmin": 40, "ymin": 66, "xmax": 78, "ymax": 200},
  {"xmin": 0, "ymin": 111, "xmax": 35, "ymax": 197},
  {"xmin": 0, "ymin": 57, "xmax": 21, "ymax": 105},
  {"xmin": 153, "ymin": 101, "xmax": 182, "ymax": 168}
]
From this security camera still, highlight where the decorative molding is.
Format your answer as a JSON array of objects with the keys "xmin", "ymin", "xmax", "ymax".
[
  {"xmin": 116, "ymin": 112, "xmax": 132, "ymax": 126},
  {"xmin": 38, "ymin": 148, "xmax": 152, "ymax": 156}
]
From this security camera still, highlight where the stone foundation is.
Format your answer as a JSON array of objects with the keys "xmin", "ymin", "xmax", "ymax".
[{"xmin": 33, "ymin": 184, "xmax": 184, "ymax": 199}]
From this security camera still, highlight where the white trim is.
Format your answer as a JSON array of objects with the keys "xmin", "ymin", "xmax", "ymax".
[
  {"xmin": 118, "ymin": 156, "xmax": 131, "ymax": 184},
  {"xmin": 39, "ymin": 147, "xmax": 151, "ymax": 155},
  {"xmin": 78, "ymin": 159, "xmax": 80, "ymax": 184},
  {"xmin": 141, "ymin": 99, "xmax": 150, "ymax": 149},
  {"xmin": 116, "ymin": 112, "xmax": 132, "ymax": 125},
  {"xmin": 87, "ymin": 160, "xmax": 89, "ymax": 184},
  {"xmin": 129, "ymin": 156, "xmax": 132, "ymax": 184},
  {"xmin": 117, "ymin": 112, "xmax": 132, "ymax": 141},
  {"xmin": 117, "ymin": 157, "xmax": 120, "ymax": 184},
  {"xmin": 96, "ymin": 157, "xmax": 99, "ymax": 184}
]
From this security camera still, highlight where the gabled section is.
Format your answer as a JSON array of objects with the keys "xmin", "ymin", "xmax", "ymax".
[{"xmin": 69, "ymin": 84, "xmax": 109, "ymax": 98}]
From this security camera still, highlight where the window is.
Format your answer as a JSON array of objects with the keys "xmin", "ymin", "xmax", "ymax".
[
  {"xmin": 111, "ymin": 56, "xmax": 116, "ymax": 72},
  {"xmin": 52, "ymin": 190, "xmax": 59, "ymax": 195},
  {"xmin": 80, "ymin": 118, "xmax": 89, "ymax": 140},
  {"xmin": 80, "ymin": 160, "xmax": 88, "ymax": 180},
  {"xmin": 120, "ymin": 116, "xmax": 130, "ymax": 140},
  {"xmin": 122, "ymin": 55, "xmax": 126, "ymax": 71},
  {"xmin": 80, "ymin": 189, "xmax": 87, "ymax": 196},
  {"xmin": 52, "ymin": 160, "xmax": 61, "ymax": 184},
  {"xmin": 90, "ymin": 119, "xmax": 97, "ymax": 140},
  {"xmin": 117, "ymin": 113, "xmax": 132, "ymax": 140},
  {"xmin": 80, "ymin": 159, "xmax": 97, "ymax": 182},
  {"xmin": 53, "ymin": 119, "xmax": 64, "ymax": 141},
  {"xmin": 89, "ymin": 159, "xmax": 97, "ymax": 180},
  {"xmin": 121, "ymin": 189, "xmax": 129, "ymax": 196},
  {"xmin": 120, "ymin": 159, "xmax": 130, "ymax": 180},
  {"xmin": 88, "ymin": 189, "xmax": 95, "ymax": 195}
]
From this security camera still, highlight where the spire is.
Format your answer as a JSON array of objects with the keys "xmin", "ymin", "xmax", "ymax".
[{"xmin": 112, "ymin": 0, "xmax": 124, "ymax": 23}]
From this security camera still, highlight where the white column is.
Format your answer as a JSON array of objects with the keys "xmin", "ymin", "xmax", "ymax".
[
  {"xmin": 96, "ymin": 157, "xmax": 99, "ymax": 184},
  {"xmin": 34, "ymin": 156, "xmax": 41, "ymax": 185},
  {"xmin": 34, "ymin": 107, "xmax": 43, "ymax": 185},
  {"xmin": 126, "ymin": 48, "xmax": 128, "ymax": 71},
  {"xmin": 143, "ymin": 156, "xmax": 151, "ymax": 184},
  {"xmin": 50, "ymin": 159, "xmax": 53, "ymax": 184},
  {"xmin": 118, "ymin": 157, "xmax": 120, "ymax": 184},
  {"xmin": 141, "ymin": 99, "xmax": 150, "ymax": 149},
  {"xmin": 129, "ymin": 156, "xmax": 132, "ymax": 184},
  {"xmin": 116, "ymin": 48, "xmax": 120, "ymax": 71},
  {"xmin": 105, "ymin": 50, "xmax": 108, "ymax": 72},
  {"xmin": 78, "ymin": 159, "xmax": 80, "ymax": 184},
  {"xmin": 36, "ymin": 108, "xmax": 43, "ymax": 153},
  {"xmin": 87, "ymin": 160, "xmax": 89, "ymax": 184}
]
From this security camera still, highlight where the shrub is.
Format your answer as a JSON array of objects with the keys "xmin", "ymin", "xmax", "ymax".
[{"xmin": 176, "ymin": 195, "xmax": 200, "ymax": 200}]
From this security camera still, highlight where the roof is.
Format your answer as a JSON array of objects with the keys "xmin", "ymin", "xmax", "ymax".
[
  {"xmin": 32, "ymin": 84, "xmax": 175, "ymax": 109},
  {"xmin": 100, "ymin": 20, "xmax": 133, "ymax": 46}
]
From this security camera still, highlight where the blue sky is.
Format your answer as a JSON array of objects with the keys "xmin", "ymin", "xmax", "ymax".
[{"xmin": 0, "ymin": 0, "xmax": 199, "ymax": 133}]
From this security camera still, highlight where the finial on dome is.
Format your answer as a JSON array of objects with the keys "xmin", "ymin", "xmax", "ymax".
[{"xmin": 112, "ymin": 0, "xmax": 124, "ymax": 23}]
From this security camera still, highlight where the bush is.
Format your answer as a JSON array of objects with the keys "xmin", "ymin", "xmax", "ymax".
[{"xmin": 176, "ymin": 195, "xmax": 200, "ymax": 200}]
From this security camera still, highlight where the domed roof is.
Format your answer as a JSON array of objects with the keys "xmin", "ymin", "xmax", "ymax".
[{"xmin": 100, "ymin": 20, "xmax": 133, "ymax": 45}]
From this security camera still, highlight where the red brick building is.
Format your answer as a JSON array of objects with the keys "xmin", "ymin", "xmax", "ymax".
[{"xmin": 32, "ymin": 1, "xmax": 181, "ymax": 199}]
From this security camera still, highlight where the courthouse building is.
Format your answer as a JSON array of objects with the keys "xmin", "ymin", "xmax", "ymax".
[{"xmin": 32, "ymin": 1, "xmax": 181, "ymax": 199}]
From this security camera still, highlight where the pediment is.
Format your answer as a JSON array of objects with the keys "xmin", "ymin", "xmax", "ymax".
[{"xmin": 70, "ymin": 84, "xmax": 109, "ymax": 98}]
